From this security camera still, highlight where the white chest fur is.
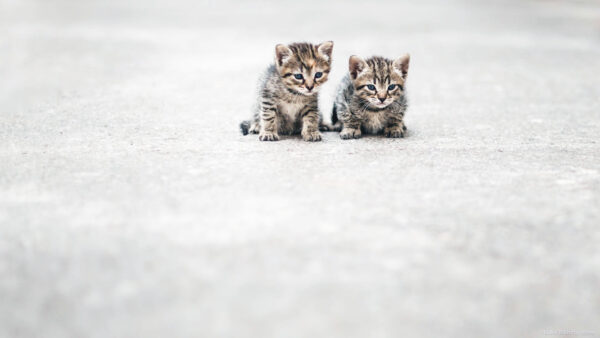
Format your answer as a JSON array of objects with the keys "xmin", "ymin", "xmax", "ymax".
[
  {"xmin": 278, "ymin": 101, "xmax": 305, "ymax": 119},
  {"xmin": 363, "ymin": 111, "xmax": 387, "ymax": 134}
]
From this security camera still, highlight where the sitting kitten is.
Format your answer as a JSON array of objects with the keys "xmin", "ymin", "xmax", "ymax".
[
  {"xmin": 240, "ymin": 41, "xmax": 334, "ymax": 141},
  {"xmin": 331, "ymin": 55, "xmax": 410, "ymax": 139}
]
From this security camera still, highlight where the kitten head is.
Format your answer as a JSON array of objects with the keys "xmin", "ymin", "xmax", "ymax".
[
  {"xmin": 274, "ymin": 41, "xmax": 334, "ymax": 96},
  {"xmin": 348, "ymin": 55, "xmax": 410, "ymax": 109}
]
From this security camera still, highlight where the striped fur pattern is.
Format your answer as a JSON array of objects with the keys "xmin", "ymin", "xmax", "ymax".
[
  {"xmin": 240, "ymin": 41, "xmax": 334, "ymax": 141},
  {"xmin": 332, "ymin": 55, "xmax": 410, "ymax": 139}
]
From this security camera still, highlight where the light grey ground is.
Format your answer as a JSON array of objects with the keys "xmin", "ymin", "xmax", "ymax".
[{"xmin": 1, "ymin": 0, "xmax": 600, "ymax": 337}]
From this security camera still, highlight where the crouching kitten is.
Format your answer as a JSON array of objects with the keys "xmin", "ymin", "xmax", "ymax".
[
  {"xmin": 332, "ymin": 55, "xmax": 410, "ymax": 139},
  {"xmin": 240, "ymin": 41, "xmax": 334, "ymax": 141}
]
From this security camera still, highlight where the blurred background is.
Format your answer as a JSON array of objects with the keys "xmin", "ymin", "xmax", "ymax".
[{"xmin": 1, "ymin": 0, "xmax": 600, "ymax": 337}]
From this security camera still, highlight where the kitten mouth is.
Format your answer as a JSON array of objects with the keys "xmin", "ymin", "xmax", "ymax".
[
  {"xmin": 372, "ymin": 101, "xmax": 390, "ymax": 108},
  {"xmin": 301, "ymin": 89, "xmax": 319, "ymax": 96},
  {"xmin": 286, "ymin": 86, "xmax": 318, "ymax": 96}
]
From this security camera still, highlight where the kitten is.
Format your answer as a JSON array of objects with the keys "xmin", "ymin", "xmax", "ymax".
[
  {"xmin": 331, "ymin": 55, "xmax": 410, "ymax": 139},
  {"xmin": 240, "ymin": 41, "xmax": 334, "ymax": 141}
]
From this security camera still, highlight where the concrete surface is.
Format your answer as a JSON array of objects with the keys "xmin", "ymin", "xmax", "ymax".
[{"xmin": 1, "ymin": 0, "xmax": 600, "ymax": 337}]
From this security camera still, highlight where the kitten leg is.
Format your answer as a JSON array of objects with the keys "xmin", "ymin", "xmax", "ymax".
[
  {"xmin": 340, "ymin": 120, "xmax": 362, "ymax": 139},
  {"xmin": 248, "ymin": 112, "xmax": 261, "ymax": 134},
  {"xmin": 242, "ymin": 113, "xmax": 261, "ymax": 134},
  {"xmin": 258, "ymin": 103, "xmax": 280, "ymax": 141},
  {"xmin": 384, "ymin": 116, "xmax": 406, "ymax": 138},
  {"xmin": 242, "ymin": 105, "xmax": 261, "ymax": 135},
  {"xmin": 335, "ymin": 103, "xmax": 360, "ymax": 139},
  {"xmin": 249, "ymin": 121, "xmax": 260, "ymax": 134},
  {"xmin": 339, "ymin": 110, "xmax": 362, "ymax": 140},
  {"xmin": 300, "ymin": 104, "xmax": 322, "ymax": 142}
]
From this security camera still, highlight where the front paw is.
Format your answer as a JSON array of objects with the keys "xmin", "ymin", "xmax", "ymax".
[
  {"xmin": 340, "ymin": 128, "xmax": 361, "ymax": 140},
  {"xmin": 259, "ymin": 131, "xmax": 280, "ymax": 141},
  {"xmin": 384, "ymin": 126, "xmax": 405, "ymax": 138},
  {"xmin": 249, "ymin": 123, "xmax": 260, "ymax": 134},
  {"xmin": 302, "ymin": 130, "xmax": 322, "ymax": 142}
]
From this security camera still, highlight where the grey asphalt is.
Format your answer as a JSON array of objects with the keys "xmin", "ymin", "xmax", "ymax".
[{"xmin": 1, "ymin": 0, "xmax": 600, "ymax": 337}]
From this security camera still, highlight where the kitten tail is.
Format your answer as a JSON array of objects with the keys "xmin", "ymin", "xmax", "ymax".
[
  {"xmin": 318, "ymin": 104, "xmax": 341, "ymax": 132},
  {"xmin": 240, "ymin": 120, "xmax": 250, "ymax": 135},
  {"xmin": 331, "ymin": 103, "xmax": 338, "ymax": 125}
]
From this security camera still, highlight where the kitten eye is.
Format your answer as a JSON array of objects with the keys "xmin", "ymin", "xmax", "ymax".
[
  {"xmin": 314, "ymin": 72, "xmax": 323, "ymax": 79},
  {"xmin": 366, "ymin": 84, "xmax": 376, "ymax": 91},
  {"xmin": 388, "ymin": 84, "xmax": 396, "ymax": 91},
  {"xmin": 294, "ymin": 74, "xmax": 303, "ymax": 80}
]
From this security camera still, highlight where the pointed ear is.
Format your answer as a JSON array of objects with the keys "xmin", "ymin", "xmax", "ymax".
[
  {"xmin": 349, "ymin": 55, "xmax": 367, "ymax": 80},
  {"xmin": 275, "ymin": 44, "xmax": 293, "ymax": 67},
  {"xmin": 393, "ymin": 54, "xmax": 410, "ymax": 78},
  {"xmin": 317, "ymin": 41, "xmax": 334, "ymax": 61}
]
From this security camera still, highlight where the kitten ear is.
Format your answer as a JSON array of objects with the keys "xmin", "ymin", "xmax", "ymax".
[
  {"xmin": 275, "ymin": 44, "xmax": 293, "ymax": 67},
  {"xmin": 317, "ymin": 41, "xmax": 334, "ymax": 61},
  {"xmin": 349, "ymin": 55, "xmax": 367, "ymax": 80},
  {"xmin": 393, "ymin": 54, "xmax": 410, "ymax": 79}
]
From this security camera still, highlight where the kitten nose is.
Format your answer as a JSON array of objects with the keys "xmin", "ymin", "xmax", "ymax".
[
  {"xmin": 378, "ymin": 96, "xmax": 386, "ymax": 103},
  {"xmin": 306, "ymin": 84, "xmax": 314, "ymax": 91}
]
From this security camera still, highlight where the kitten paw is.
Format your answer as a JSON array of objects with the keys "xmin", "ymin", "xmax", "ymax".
[
  {"xmin": 249, "ymin": 123, "xmax": 260, "ymax": 134},
  {"xmin": 340, "ymin": 128, "xmax": 361, "ymax": 140},
  {"xmin": 302, "ymin": 130, "xmax": 322, "ymax": 142},
  {"xmin": 259, "ymin": 131, "xmax": 280, "ymax": 141},
  {"xmin": 384, "ymin": 127, "xmax": 404, "ymax": 138}
]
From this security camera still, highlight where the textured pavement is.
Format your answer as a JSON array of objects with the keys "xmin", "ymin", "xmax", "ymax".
[{"xmin": 1, "ymin": 0, "xmax": 600, "ymax": 337}]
